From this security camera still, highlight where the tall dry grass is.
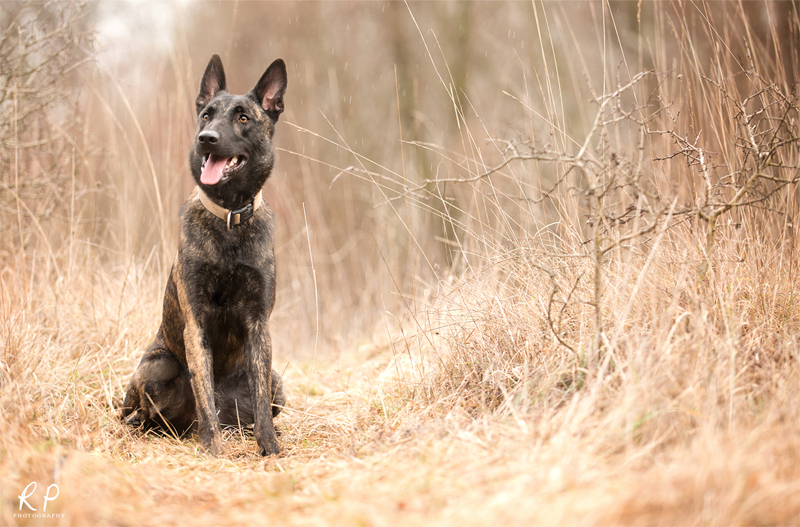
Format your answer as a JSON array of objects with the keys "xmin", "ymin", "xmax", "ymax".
[{"xmin": 1, "ymin": 1, "xmax": 798, "ymax": 525}]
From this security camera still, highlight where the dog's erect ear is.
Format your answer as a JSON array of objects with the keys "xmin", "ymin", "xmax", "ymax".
[
  {"xmin": 251, "ymin": 58, "xmax": 287, "ymax": 120},
  {"xmin": 196, "ymin": 54, "xmax": 227, "ymax": 112}
]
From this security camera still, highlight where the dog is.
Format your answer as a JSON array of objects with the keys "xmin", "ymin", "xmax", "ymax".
[{"xmin": 121, "ymin": 54, "xmax": 288, "ymax": 456}]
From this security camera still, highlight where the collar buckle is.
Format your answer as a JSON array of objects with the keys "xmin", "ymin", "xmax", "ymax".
[{"xmin": 226, "ymin": 201, "xmax": 255, "ymax": 231}]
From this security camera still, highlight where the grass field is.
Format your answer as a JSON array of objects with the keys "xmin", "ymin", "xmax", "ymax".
[{"xmin": 1, "ymin": 1, "xmax": 799, "ymax": 525}]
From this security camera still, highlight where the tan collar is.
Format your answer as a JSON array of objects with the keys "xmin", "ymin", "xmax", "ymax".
[{"xmin": 195, "ymin": 186, "xmax": 263, "ymax": 231}]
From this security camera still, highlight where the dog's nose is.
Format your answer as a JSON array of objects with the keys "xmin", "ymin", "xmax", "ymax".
[{"xmin": 198, "ymin": 130, "xmax": 219, "ymax": 144}]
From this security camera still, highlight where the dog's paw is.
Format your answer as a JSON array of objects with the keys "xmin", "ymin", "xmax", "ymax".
[
  {"xmin": 255, "ymin": 421, "xmax": 281, "ymax": 456},
  {"xmin": 199, "ymin": 427, "xmax": 222, "ymax": 456},
  {"xmin": 200, "ymin": 439, "xmax": 222, "ymax": 457},
  {"xmin": 257, "ymin": 433, "xmax": 281, "ymax": 456},
  {"xmin": 123, "ymin": 409, "xmax": 143, "ymax": 428},
  {"xmin": 259, "ymin": 443, "xmax": 281, "ymax": 457}
]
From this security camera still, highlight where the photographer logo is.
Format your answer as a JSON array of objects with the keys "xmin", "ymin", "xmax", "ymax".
[{"xmin": 14, "ymin": 482, "xmax": 64, "ymax": 519}]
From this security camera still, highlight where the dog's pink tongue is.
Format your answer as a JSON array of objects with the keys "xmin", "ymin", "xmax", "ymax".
[{"xmin": 200, "ymin": 154, "xmax": 230, "ymax": 185}]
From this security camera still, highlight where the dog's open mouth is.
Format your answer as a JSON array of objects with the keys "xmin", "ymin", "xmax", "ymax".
[{"xmin": 200, "ymin": 153, "xmax": 247, "ymax": 185}]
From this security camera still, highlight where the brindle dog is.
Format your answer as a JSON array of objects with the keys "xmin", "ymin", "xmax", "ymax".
[{"xmin": 121, "ymin": 55, "xmax": 287, "ymax": 456}]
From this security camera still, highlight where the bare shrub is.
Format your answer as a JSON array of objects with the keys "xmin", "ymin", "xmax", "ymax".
[
  {"xmin": 0, "ymin": 0, "xmax": 94, "ymax": 257},
  {"xmin": 390, "ymin": 1, "xmax": 799, "ymax": 434}
]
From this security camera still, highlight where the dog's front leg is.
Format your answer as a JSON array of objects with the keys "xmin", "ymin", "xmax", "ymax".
[
  {"xmin": 175, "ymin": 261, "xmax": 222, "ymax": 455},
  {"xmin": 248, "ymin": 324, "xmax": 280, "ymax": 456},
  {"xmin": 184, "ymin": 317, "xmax": 221, "ymax": 455}
]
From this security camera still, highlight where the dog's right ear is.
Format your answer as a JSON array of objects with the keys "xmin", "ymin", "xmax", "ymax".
[{"xmin": 196, "ymin": 54, "xmax": 227, "ymax": 112}]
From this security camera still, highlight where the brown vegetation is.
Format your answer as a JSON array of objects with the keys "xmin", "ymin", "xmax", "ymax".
[{"xmin": 1, "ymin": 1, "xmax": 798, "ymax": 525}]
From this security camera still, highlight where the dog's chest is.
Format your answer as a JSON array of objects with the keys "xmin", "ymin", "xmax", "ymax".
[
  {"xmin": 178, "ymin": 202, "xmax": 276, "ymax": 357},
  {"xmin": 194, "ymin": 260, "xmax": 269, "ymax": 364},
  {"xmin": 184, "ymin": 212, "xmax": 274, "ymax": 316},
  {"xmin": 200, "ymin": 259, "xmax": 268, "ymax": 317}
]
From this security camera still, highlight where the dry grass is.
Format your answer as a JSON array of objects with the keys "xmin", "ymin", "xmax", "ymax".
[
  {"xmin": 2, "ymin": 1, "xmax": 800, "ymax": 526},
  {"xmin": 1, "ymin": 243, "xmax": 798, "ymax": 525}
]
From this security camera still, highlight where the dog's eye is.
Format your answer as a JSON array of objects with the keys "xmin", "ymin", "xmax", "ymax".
[
  {"xmin": 239, "ymin": 115, "xmax": 249, "ymax": 123},
  {"xmin": 202, "ymin": 113, "xmax": 209, "ymax": 121}
]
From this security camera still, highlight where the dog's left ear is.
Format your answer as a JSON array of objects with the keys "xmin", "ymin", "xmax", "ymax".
[{"xmin": 251, "ymin": 58, "xmax": 287, "ymax": 120}]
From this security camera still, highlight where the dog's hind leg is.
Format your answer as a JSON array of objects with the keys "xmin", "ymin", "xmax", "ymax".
[
  {"xmin": 121, "ymin": 335, "xmax": 196, "ymax": 434},
  {"xmin": 217, "ymin": 368, "xmax": 286, "ymax": 427},
  {"xmin": 270, "ymin": 369, "xmax": 287, "ymax": 417}
]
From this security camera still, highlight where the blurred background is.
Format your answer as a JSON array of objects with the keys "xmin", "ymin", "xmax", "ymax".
[{"xmin": 1, "ymin": 0, "xmax": 797, "ymax": 360}]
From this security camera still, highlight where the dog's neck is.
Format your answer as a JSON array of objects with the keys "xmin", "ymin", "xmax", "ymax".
[{"xmin": 195, "ymin": 187, "xmax": 263, "ymax": 231}]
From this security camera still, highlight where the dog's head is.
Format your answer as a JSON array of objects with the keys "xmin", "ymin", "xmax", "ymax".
[{"xmin": 189, "ymin": 55, "xmax": 287, "ymax": 209}]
